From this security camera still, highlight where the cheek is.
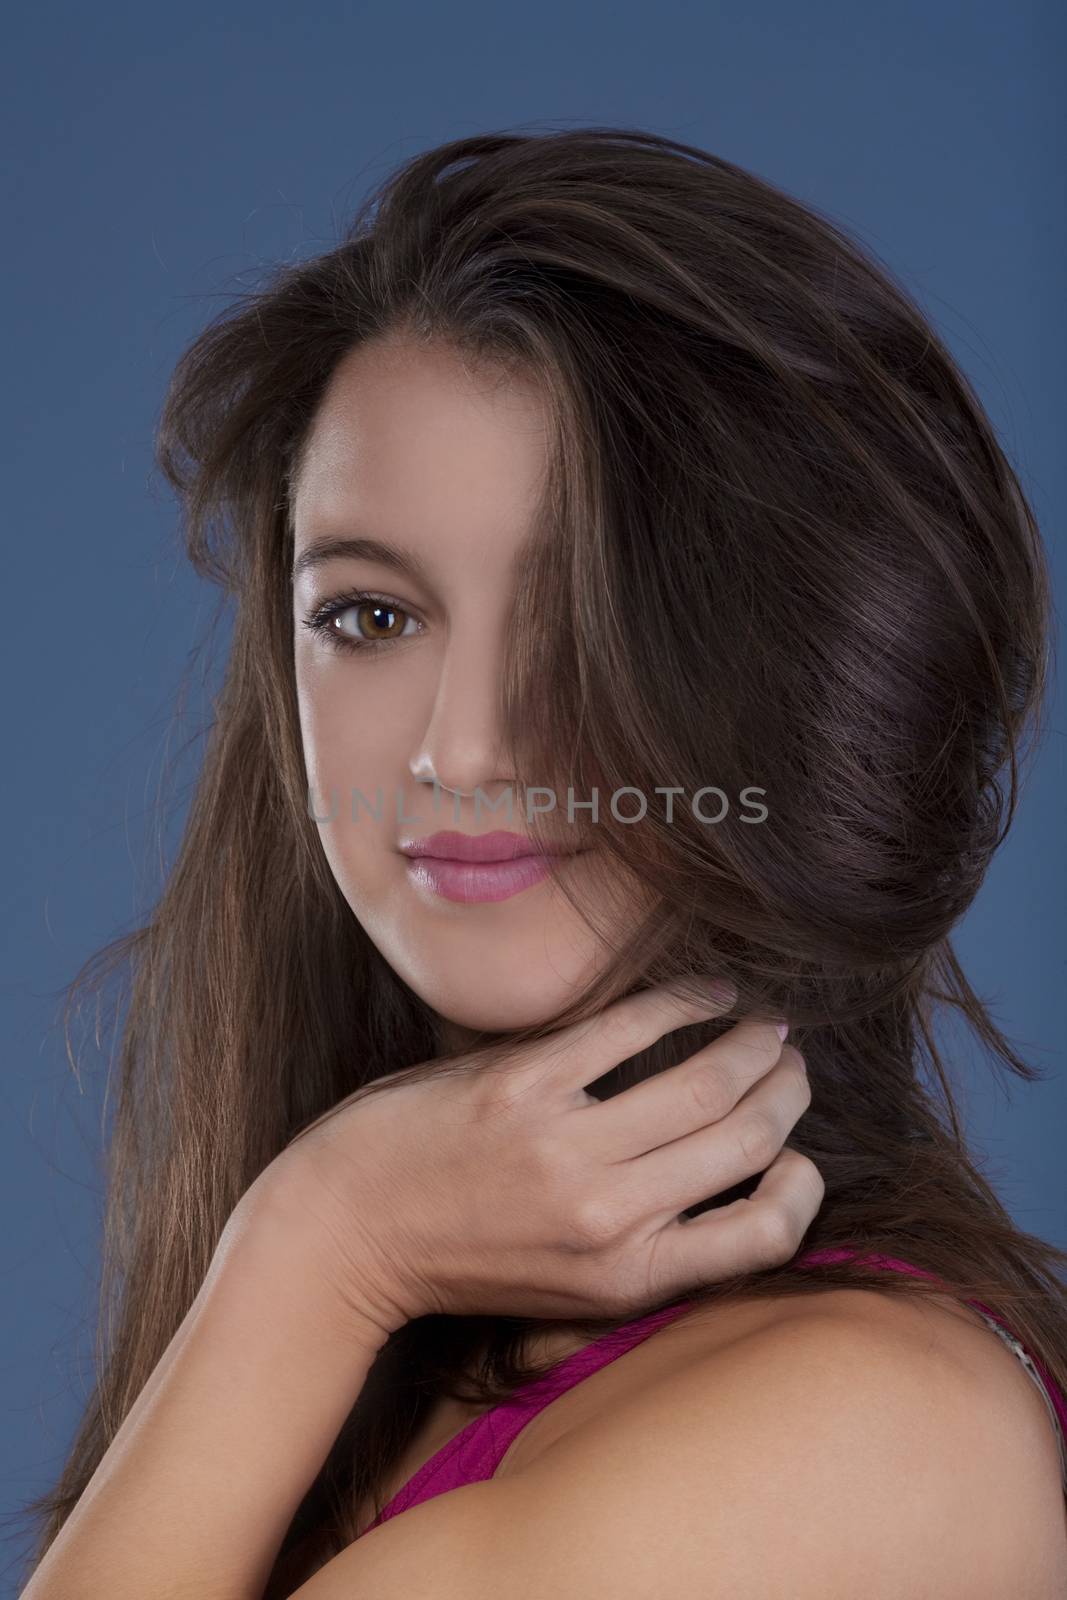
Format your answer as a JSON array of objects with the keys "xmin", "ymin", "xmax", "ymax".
[
  {"xmin": 296, "ymin": 661, "xmax": 410, "ymax": 800},
  {"xmin": 295, "ymin": 666, "xmax": 412, "ymax": 897}
]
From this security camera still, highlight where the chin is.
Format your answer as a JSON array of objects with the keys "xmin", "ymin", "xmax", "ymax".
[
  {"xmin": 345, "ymin": 853, "xmax": 642, "ymax": 1041},
  {"xmin": 414, "ymin": 955, "xmax": 600, "ymax": 1038},
  {"xmin": 432, "ymin": 991, "xmax": 573, "ymax": 1038},
  {"xmin": 378, "ymin": 916, "xmax": 609, "ymax": 1042}
]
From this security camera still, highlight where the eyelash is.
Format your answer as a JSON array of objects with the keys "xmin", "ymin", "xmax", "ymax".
[{"xmin": 300, "ymin": 588, "xmax": 424, "ymax": 655}]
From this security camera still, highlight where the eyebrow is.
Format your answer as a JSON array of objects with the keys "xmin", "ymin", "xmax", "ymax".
[{"xmin": 290, "ymin": 534, "xmax": 435, "ymax": 590}]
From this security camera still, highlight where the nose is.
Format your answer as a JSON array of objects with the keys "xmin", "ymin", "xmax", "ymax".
[{"xmin": 408, "ymin": 627, "xmax": 514, "ymax": 802}]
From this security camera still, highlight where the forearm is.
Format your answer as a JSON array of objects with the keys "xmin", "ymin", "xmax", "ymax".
[{"xmin": 22, "ymin": 1185, "xmax": 390, "ymax": 1600}]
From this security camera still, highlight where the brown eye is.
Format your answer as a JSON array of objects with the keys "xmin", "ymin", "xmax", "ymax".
[
  {"xmin": 301, "ymin": 590, "xmax": 423, "ymax": 655},
  {"xmin": 346, "ymin": 600, "xmax": 411, "ymax": 642}
]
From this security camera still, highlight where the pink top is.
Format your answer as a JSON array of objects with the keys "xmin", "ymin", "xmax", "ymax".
[{"xmin": 365, "ymin": 1245, "xmax": 1067, "ymax": 1533}]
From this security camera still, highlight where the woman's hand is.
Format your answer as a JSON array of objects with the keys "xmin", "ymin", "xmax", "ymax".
[{"xmin": 251, "ymin": 983, "xmax": 823, "ymax": 1339}]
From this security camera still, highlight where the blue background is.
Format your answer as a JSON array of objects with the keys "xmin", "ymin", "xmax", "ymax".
[{"xmin": 2, "ymin": 1, "xmax": 1063, "ymax": 1589}]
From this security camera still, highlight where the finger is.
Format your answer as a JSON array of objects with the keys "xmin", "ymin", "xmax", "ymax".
[
  {"xmin": 589, "ymin": 1018, "xmax": 790, "ymax": 1160},
  {"xmin": 650, "ymin": 1144, "xmax": 825, "ymax": 1292},
  {"xmin": 547, "ymin": 978, "xmax": 739, "ymax": 1095},
  {"xmin": 625, "ymin": 1047, "xmax": 811, "ymax": 1226}
]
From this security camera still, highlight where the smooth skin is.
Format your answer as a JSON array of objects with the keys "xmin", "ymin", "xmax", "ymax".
[
  {"xmin": 290, "ymin": 333, "xmax": 652, "ymax": 1043},
  {"xmin": 272, "ymin": 970, "xmax": 1067, "ymax": 1600},
  {"xmin": 22, "ymin": 981, "xmax": 828, "ymax": 1600},
  {"xmin": 291, "ymin": 1298, "xmax": 1067, "ymax": 1600},
  {"xmin": 286, "ymin": 330, "xmax": 1067, "ymax": 1594},
  {"xmin": 24, "ymin": 334, "xmax": 1066, "ymax": 1598},
  {"xmin": 279, "ymin": 986, "xmax": 822, "ymax": 1333},
  {"xmin": 24, "ymin": 972, "xmax": 1065, "ymax": 1599}
]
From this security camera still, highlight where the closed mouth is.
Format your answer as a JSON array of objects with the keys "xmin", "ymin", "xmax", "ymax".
[{"xmin": 398, "ymin": 829, "xmax": 585, "ymax": 864}]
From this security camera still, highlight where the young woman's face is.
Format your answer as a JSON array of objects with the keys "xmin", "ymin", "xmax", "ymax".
[{"xmin": 291, "ymin": 335, "xmax": 649, "ymax": 1045}]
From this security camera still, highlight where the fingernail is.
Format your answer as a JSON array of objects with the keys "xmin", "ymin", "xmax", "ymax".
[
  {"xmin": 708, "ymin": 979, "xmax": 736, "ymax": 1005},
  {"xmin": 775, "ymin": 1021, "xmax": 789, "ymax": 1040}
]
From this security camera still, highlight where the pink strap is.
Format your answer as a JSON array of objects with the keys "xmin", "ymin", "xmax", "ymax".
[
  {"xmin": 368, "ymin": 1298, "xmax": 697, "ymax": 1527},
  {"xmin": 368, "ymin": 1245, "xmax": 1067, "ymax": 1530}
]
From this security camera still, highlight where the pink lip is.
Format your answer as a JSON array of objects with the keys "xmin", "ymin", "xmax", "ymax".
[
  {"xmin": 398, "ymin": 830, "xmax": 584, "ymax": 904},
  {"xmin": 399, "ymin": 829, "xmax": 571, "ymax": 863}
]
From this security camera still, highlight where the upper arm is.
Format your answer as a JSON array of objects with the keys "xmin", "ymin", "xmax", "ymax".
[{"xmin": 290, "ymin": 1300, "xmax": 1067, "ymax": 1600}]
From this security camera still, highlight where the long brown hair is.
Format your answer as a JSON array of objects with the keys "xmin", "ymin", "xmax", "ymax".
[{"xmin": 15, "ymin": 125, "xmax": 1065, "ymax": 1594}]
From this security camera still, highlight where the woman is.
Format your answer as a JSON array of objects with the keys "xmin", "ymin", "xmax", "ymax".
[{"xmin": 19, "ymin": 126, "xmax": 1067, "ymax": 1598}]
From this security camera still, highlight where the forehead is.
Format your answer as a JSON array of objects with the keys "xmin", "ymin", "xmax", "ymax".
[{"xmin": 292, "ymin": 338, "xmax": 551, "ymax": 543}]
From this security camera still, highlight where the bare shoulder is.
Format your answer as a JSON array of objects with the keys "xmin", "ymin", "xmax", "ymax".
[
  {"xmin": 500, "ymin": 1287, "xmax": 1067, "ymax": 1598},
  {"xmin": 289, "ymin": 1289, "xmax": 1067, "ymax": 1600}
]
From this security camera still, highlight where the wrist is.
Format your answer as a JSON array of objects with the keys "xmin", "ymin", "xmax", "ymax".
[{"xmin": 224, "ymin": 1160, "xmax": 410, "ymax": 1348}]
